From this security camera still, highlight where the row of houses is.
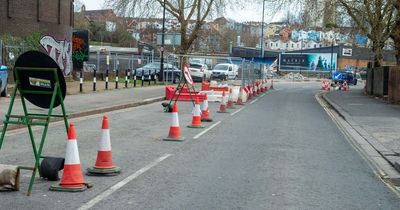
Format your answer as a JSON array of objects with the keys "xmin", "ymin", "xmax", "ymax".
[{"xmin": 77, "ymin": 6, "xmax": 394, "ymax": 54}]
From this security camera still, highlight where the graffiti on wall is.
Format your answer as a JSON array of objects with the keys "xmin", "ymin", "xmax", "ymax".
[{"xmin": 40, "ymin": 35, "xmax": 72, "ymax": 75}]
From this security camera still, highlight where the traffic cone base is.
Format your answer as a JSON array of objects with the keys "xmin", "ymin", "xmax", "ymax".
[
  {"xmin": 87, "ymin": 166, "xmax": 121, "ymax": 176},
  {"xmin": 50, "ymin": 182, "xmax": 93, "ymax": 192},
  {"xmin": 201, "ymin": 117, "xmax": 213, "ymax": 122}
]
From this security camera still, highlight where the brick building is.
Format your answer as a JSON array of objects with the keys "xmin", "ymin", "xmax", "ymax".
[{"xmin": 0, "ymin": 0, "xmax": 74, "ymax": 74}]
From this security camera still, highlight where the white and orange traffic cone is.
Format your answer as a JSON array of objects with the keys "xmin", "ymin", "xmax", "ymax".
[
  {"xmin": 201, "ymin": 95, "xmax": 213, "ymax": 122},
  {"xmin": 265, "ymin": 80, "xmax": 269, "ymax": 91},
  {"xmin": 188, "ymin": 97, "xmax": 205, "ymax": 128},
  {"xmin": 217, "ymin": 90, "xmax": 228, "ymax": 113},
  {"xmin": 87, "ymin": 115, "xmax": 121, "ymax": 176},
  {"xmin": 227, "ymin": 88, "xmax": 235, "ymax": 109},
  {"xmin": 236, "ymin": 86, "xmax": 245, "ymax": 105},
  {"xmin": 253, "ymin": 83, "xmax": 257, "ymax": 96},
  {"xmin": 50, "ymin": 124, "xmax": 91, "ymax": 192},
  {"xmin": 248, "ymin": 84, "xmax": 253, "ymax": 100},
  {"xmin": 257, "ymin": 82, "xmax": 261, "ymax": 94},
  {"xmin": 164, "ymin": 103, "xmax": 185, "ymax": 141}
]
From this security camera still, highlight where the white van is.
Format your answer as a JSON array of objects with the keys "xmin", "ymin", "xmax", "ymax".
[{"xmin": 211, "ymin": 63, "xmax": 238, "ymax": 80}]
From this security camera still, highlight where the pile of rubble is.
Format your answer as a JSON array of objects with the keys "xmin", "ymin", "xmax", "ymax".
[{"xmin": 283, "ymin": 72, "xmax": 308, "ymax": 81}]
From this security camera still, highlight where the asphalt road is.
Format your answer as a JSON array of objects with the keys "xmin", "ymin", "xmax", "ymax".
[{"xmin": 1, "ymin": 82, "xmax": 400, "ymax": 209}]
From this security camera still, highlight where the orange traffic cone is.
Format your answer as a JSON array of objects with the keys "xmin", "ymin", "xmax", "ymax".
[
  {"xmin": 247, "ymin": 85, "xmax": 252, "ymax": 100},
  {"xmin": 164, "ymin": 103, "xmax": 185, "ymax": 141},
  {"xmin": 201, "ymin": 95, "xmax": 213, "ymax": 122},
  {"xmin": 217, "ymin": 91, "xmax": 228, "ymax": 113},
  {"xmin": 87, "ymin": 115, "xmax": 121, "ymax": 176},
  {"xmin": 50, "ymin": 124, "xmax": 91, "ymax": 192},
  {"xmin": 253, "ymin": 83, "xmax": 257, "ymax": 96},
  {"xmin": 188, "ymin": 97, "xmax": 205, "ymax": 128},
  {"xmin": 236, "ymin": 86, "xmax": 245, "ymax": 105},
  {"xmin": 227, "ymin": 88, "xmax": 235, "ymax": 109}
]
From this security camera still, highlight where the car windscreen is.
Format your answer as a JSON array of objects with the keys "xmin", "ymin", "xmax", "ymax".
[
  {"xmin": 144, "ymin": 63, "xmax": 160, "ymax": 68},
  {"xmin": 190, "ymin": 63, "xmax": 202, "ymax": 68},
  {"xmin": 213, "ymin": 65, "xmax": 228, "ymax": 71}
]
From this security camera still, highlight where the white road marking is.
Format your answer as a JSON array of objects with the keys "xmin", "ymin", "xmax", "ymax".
[
  {"xmin": 78, "ymin": 154, "xmax": 172, "ymax": 210},
  {"xmin": 193, "ymin": 121, "xmax": 221, "ymax": 139},
  {"xmin": 250, "ymin": 98, "xmax": 258, "ymax": 104},
  {"xmin": 230, "ymin": 107, "xmax": 244, "ymax": 116}
]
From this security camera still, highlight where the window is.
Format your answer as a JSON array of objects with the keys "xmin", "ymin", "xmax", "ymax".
[
  {"xmin": 314, "ymin": 44, "xmax": 317, "ymax": 48},
  {"xmin": 291, "ymin": 44, "xmax": 294, "ymax": 48}
]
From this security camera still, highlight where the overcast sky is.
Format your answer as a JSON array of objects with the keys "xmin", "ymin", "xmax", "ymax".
[{"xmin": 79, "ymin": 0, "xmax": 283, "ymax": 23}]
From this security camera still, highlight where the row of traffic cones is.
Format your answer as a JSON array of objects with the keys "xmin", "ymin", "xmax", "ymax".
[
  {"xmin": 50, "ymin": 115, "xmax": 120, "ymax": 192},
  {"xmin": 164, "ymin": 79, "xmax": 273, "ymax": 141}
]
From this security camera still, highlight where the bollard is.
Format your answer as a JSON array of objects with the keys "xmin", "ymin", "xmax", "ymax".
[
  {"xmin": 106, "ymin": 55, "xmax": 110, "ymax": 90},
  {"xmin": 125, "ymin": 69, "xmax": 128, "ymax": 88},
  {"xmin": 141, "ymin": 70, "xmax": 144, "ymax": 87},
  {"xmin": 115, "ymin": 69, "xmax": 119, "ymax": 89},
  {"xmin": 105, "ymin": 69, "xmax": 109, "ymax": 90},
  {"xmin": 79, "ymin": 69, "xmax": 83, "ymax": 93},
  {"xmin": 93, "ymin": 69, "xmax": 97, "ymax": 91},
  {"xmin": 133, "ymin": 71, "xmax": 137, "ymax": 87},
  {"xmin": 148, "ymin": 73, "xmax": 151, "ymax": 86}
]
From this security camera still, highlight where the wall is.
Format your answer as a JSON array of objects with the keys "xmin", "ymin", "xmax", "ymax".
[
  {"xmin": 388, "ymin": 66, "xmax": 400, "ymax": 104},
  {"xmin": 0, "ymin": 0, "xmax": 73, "ymax": 74}
]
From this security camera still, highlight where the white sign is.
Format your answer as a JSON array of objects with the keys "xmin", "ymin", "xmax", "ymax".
[{"xmin": 342, "ymin": 48, "xmax": 352, "ymax": 56}]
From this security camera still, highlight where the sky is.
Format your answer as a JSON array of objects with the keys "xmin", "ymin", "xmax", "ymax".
[{"xmin": 79, "ymin": 0, "xmax": 283, "ymax": 23}]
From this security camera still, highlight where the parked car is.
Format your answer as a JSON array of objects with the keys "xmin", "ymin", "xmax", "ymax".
[
  {"xmin": 134, "ymin": 62, "xmax": 181, "ymax": 82},
  {"xmin": 332, "ymin": 70, "xmax": 358, "ymax": 85},
  {"xmin": 0, "ymin": 65, "xmax": 8, "ymax": 97},
  {"xmin": 188, "ymin": 63, "xmax": 211, "ymax": 82},
  {"xmin": 211, "ymin": 63, "xmax": 238, "ymax": 81}
]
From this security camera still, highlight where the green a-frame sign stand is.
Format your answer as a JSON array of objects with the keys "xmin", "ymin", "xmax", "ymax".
[
  {"xmin": 164, "ymin": 63, "xmax": 197, "ymax": 111},
  {"xmin": 0, "ymin": 67, "xmax": 69, "ymax": 196}
]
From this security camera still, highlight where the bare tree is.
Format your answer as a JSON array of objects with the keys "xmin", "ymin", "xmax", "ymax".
[
  {"xmin": 337, "ymin": 0, "xmax": 397, "ymax": 67},
  {"xmin": 105, "ymin": 0, "xmax": 249, "ymax": 56},
  {"xmin": 391, "ymin": 1, "xmax": 400, "ymax": 64}
]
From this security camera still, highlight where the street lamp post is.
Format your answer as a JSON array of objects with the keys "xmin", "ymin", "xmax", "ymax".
[
  {"xmin": 260, "ymin": 0, "xmax": 265, "ymax": 79},
  {"xmin": 330, "ymin": 39, "xmax": 334, "ymax": 79},
  {"xmin": 159, "ymin": 0, "xmax": 166, "ymax": 82}
]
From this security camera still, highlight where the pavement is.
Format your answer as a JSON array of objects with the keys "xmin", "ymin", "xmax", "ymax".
[{"xmin": 322, "ymin": 83, "xmax": 400, "ymax": 178}]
